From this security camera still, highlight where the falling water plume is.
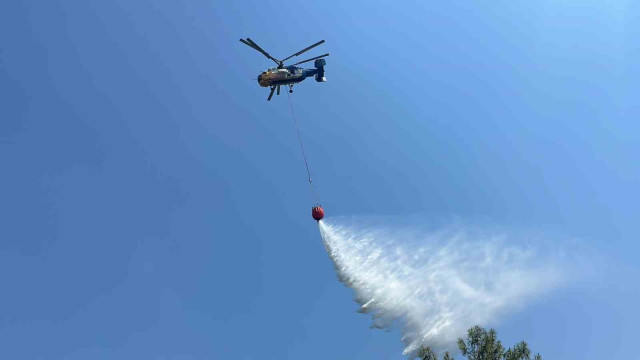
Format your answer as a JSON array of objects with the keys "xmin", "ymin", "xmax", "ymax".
[{"xmin": 318, "ymin": 218, "xmax": 578, "ymax": 355}]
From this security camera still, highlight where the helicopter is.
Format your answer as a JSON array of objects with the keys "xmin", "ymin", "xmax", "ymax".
[{"xmin": 239, "ymin": 38, "xmax": 329, "ymax": 101}]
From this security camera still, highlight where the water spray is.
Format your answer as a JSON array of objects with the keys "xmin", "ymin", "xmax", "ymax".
[{"xmin": 318, "ymin": 219, "xmax": 572, "ymax": 355}]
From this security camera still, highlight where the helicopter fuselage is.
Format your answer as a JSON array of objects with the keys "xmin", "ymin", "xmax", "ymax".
[
  {"xmin": 240, "ymin": 37, "xmax": 328, "ymax": 100},
  {"xmin": 258, "ymin": 65, "xmax": 324, "ymax": 87}
]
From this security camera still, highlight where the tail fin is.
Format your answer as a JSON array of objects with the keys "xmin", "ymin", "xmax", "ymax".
[{"xmin": 314, "ymin": 59, "xmax": 326, "ymax": 82}]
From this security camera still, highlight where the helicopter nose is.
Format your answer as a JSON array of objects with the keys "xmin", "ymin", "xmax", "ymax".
[{"xmin": 257, "ymin": 74, "xmax": 263, "ymax": 84}]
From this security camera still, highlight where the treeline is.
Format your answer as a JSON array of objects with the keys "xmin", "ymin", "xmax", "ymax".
[{"xmin": 417, "ymin": 326, "xmax": 542, "ymax": 360}]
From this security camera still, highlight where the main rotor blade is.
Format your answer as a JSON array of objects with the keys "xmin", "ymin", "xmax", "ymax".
[
  {"xmin": 246, "ymin": 38, "xmax": 280, "ymax": 64},
  {"xmin": 240, "ymin": 38, "xmax": 268, "ymax": 56},
  {"xmin": 240, "ymin": 38, "xmax": 280, "ymax": 65},
  {"xmin": 281, "ymin": 40, "xmax": 325, "ymax": 62},
  {"xmin": 239, "ymin": 38, "xmax": 257, "ymax": 50},
  {"xmin": 293, "ymin": 53, "xmax": 330, "ymax": 66},
  {"xmin": 267, "ymin": 86, "xmax": 276, "ymax": 101}
]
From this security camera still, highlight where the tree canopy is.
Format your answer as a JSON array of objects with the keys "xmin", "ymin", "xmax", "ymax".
[{"xmin": 416, "ymin": 326, "xmax": 542, "ymax": 360}]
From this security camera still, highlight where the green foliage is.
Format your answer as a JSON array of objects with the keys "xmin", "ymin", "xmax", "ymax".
[
  {"xmin": 457, "ymin": 325, "xmax": 503, "ymax": 360},
  {"xmin": 504, "ymin": 341, "xmax": 531, "ymax": 360},
  {"xmin": 417, "ymin": 346, "xmax": 438, "ymax": 360},
  {"xmin": 457, "ymin": 326, "xmax": 541, "ymax": 360},
  {"xmin": 413, "ymin": 326, "xmax": 543, "ymax": 360}
]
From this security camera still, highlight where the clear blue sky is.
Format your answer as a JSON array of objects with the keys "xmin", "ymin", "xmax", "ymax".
[{"xmin": 1, "ymin": 0, "xmax": 638, "ymax": 359}]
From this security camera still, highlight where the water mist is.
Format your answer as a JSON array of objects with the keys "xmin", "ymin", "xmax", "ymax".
[{"xmin": 319, "ymin": 218, "xmax": 574, "ymax": 355}]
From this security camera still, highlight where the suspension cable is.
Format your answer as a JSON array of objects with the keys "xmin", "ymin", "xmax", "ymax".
[{"xmin": 287, "ymin": 91, "xmax": 318, "ymax": 201}]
